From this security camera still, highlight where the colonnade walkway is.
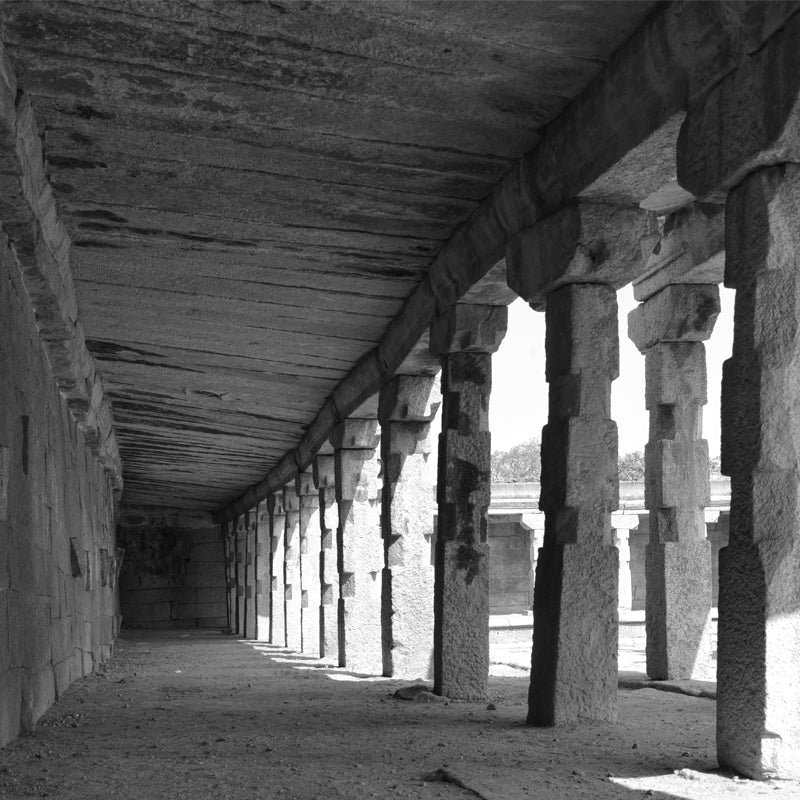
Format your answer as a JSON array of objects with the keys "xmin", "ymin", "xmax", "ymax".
[{"xmin": 0, "ymin": 630, "xmax": 793, "ymax": 800}]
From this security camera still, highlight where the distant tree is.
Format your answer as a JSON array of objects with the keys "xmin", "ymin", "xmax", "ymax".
[
  {"xmin": 618, "ymin": 450, "xmax": 645, "ymax": 481},
  {"xmin": 491, "ymin": 437, "xmax": 541, "ymax": 483},
  {"xmin": 709, "ymin": 455, "xmax": 723, "ymax": 480}
]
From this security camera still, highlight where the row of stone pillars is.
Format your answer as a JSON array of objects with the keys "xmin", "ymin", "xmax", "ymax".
[
  {"xmin": 220, "ymin": 303, "xmax": 506, "ymax": 698},
  {"xmin": 220, "ymin": 167, "xmax": 800, "ymax": 784}
]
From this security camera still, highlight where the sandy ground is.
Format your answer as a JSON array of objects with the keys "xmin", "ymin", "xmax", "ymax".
[{"xmin": 0, "ymin": 630, "xmax": 796, "ymax": 800}]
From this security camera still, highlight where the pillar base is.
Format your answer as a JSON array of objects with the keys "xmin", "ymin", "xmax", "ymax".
[
  {"xmin": 646, "ymin": 540, "xmax": 714, "ymax": 681},
  {"xmin": 434, "ymin": 541, "xmax": 489, "ymax": 701},
  {"xmin": 529, "ymin": 541, "xmax": 618, "ymax": 725}
]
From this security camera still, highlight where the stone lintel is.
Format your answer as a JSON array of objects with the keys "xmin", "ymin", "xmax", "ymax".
[
  {"xmin": 378, "ymin": 374, "xmax": 441, "ymax": 424},
  {"xmin": 506, "ymin": 202, "xmax": 658, "ymax": 310},
  {"xmin": 634, "ymin": 204, "xmax": 725, "ymax": 302},
  {"xmin": 330, "ymin": 417, "xmax": 380, "ymax": 451},
  {"xmin": 678, "ymin": 13, "xmax": 800, "ymax": 200},
  {"xmin": 313, "ymin": 454, "xmax": 336, "ymax": 490},
  {"xmin": 429, "ymin": 303, "xmax": 508, "ymax": 357},
  {"xmin": 629, "ymin": 283, "xmax": 720, "ymax": 353}
]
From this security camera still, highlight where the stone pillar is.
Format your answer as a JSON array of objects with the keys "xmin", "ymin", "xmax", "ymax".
[
  {"xmin": 224, "ymin": 521, "xmax": 236, "ymax": 633},
  {"xmin": 297, "ymin": 469, "xmax": 321, "ymax": 657},
  {"xmin": 331, "ymin": 417, "xmax": 383, "ymax": 674},
  {"xmin": 235, "ymin": 514, "xmax": 247, "ymax": 637},
  {"xmin": 530, "ymin": 284, "xmax": 620, "ymax": 724},
  {"xmin": 611, "ymin": 513, "xmax": 639, "ymax": 613},
  {"xmin": 255, "ymin": 502, "xmax": 270, "ymax": 641},
  {"xmin": 629, "ymin": 283, "xmax": 720, "ymax": 679},
  {"xmin": 716, "ymin": 165, "xmax": 800, "ymax": 779},
  {"xmin": 379, "ymin": 375, "xmax": 440, "ymax": 680},
  {"xmin": 429, "ymin": 303, "xmax": 507, "ymax": 701},
  {"xmin": 244, "ymin": 509, "xmax": 257, "ymax": 640},
  {"xmin": 313, "ymin": 454, "xmax": 339, "ymax": 660},
  {"xmin": 267, "ymin": 490, "xmax": 286, "ymax": 646},
  {"xmin": 520, "ymin": 512, "xmax": 545, "ymax": 605},
  {"xmin": 283, "ymin": 486, "xmax": 302, "ymax": 652}
]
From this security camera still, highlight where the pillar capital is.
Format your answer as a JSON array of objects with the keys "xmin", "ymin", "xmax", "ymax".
[
  {"xmin": 628, "ymin": 283, "xmax": 720, "ymax": 353},
  {"xmin": 678, "ymin": 14, "xmax": 800, "ymax": 199},
  {"xmin": 295, "ymin": 468, "xmax": 315, "ymax": 497},
  {"xmin": 429, "ymin": 303, "xmax": 507, "ymax": 356},
  {"xmin": 266, "ymin": 490, "xmax": 284, "ymax": 516},
  {"xmin": 378, "ymin": 374, "xmax": 441, "ymax": 424},
  {"xmin": 330, "ymin": 417, "xmax": 380, "ymax": 451},
  {"xmin": 506, "ymin": 201, "xmax": 658, "ymax": 309},
  {"xmin": 633, "ymin": 204, "xmax": 724, "ymax": 302},
  {"xmin": 312, "ymin": 454, "xmax": 336, "ymax": 490}
]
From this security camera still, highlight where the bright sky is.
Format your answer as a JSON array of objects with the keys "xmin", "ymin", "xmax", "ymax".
[{"xmin": 489, "ymin": 286, "xmax": 735, "ymax": 458}]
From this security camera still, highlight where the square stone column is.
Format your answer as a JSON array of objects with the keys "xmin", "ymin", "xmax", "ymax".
[
  {"xmin": 507, "ymin": 200, "xmax": 658, "ymax": 725},
  {"xmin": 531, "ymin": 284, "xmax": 620, "ymax": 724},
  {"xmin": 296, "ymin": 469, "xmax": 321, "ymax": 657},
  {"xmin": 716, "ymin": 165, "xmax": 800, "ymax": 779},
  {"xmin": 332, "ymin": 417, "xmax": 383, "ymax": 674},
  {"xmin": 224, "ymin": 522, "xmax": 236, "ymax": 633},
  {"xmin": 379, "ymin": 375, "xmax": 440, "ymax": 680},
  {"xmin": 430, "ymin": 303, "xmax": 507, "ymax": 700},
  {"xmin": 267, "ymin": 490, "xmax": 286, "ymax": 646},
  {"xmin": 283, "ymin": 486, "xmax": 303, "ymax": 652},
  {"xmin": 235, "ymin": 515, "xmax": 247, "ymax": 638},
  {"xmin": 255, "ymin": 502, "xmax": 270, "ymax": 641},
  {"xmin": 629, "ymin": 283, "xmax": 720, "ymax": 679},
  {"xmin": 611, "ymin": 514, "xmax": 639, "ymax": 613},
  {"xmin": 313, "ymin": 454, "xmax": 339, "ymax": 659},
  {"xmin": 244, "ymin": 509, "xmax": 257, "ymax": 640}
]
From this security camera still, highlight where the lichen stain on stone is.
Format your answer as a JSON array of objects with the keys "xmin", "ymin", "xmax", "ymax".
[{"xmin": 455, "ymin": 544, "xmax": 483, "ymax": 584}]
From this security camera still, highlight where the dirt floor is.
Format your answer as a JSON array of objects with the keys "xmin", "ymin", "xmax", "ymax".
[{"xmin": 0, "ymin": 630, "xmax": 796, "ymax": 800}]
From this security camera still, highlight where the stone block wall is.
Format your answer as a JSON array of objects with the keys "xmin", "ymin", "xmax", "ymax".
[
  {"xmin": 118, "ymin": 508, "xmax": 227, "ymax": 629},
  {"xmin": 488, "ymin": 516, "xmax": 534, "ymax": 614},
  {"xmin": 0, "ymin": 242, "xmax": 117, "ymax": 748}
]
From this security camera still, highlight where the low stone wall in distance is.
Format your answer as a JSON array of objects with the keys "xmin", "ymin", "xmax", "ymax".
[{"xmin": 118, "ymin": 509, "xmax": 227, "ymax": 629}]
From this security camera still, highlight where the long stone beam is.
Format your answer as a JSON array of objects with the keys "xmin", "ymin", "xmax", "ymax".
[
  {"xmin": 0, "ymin": 44, "xmax": 122, "ymax": 492},
  {"xmin": 216, "ymin": 1, "xmax": 800, "ymax": 523}
]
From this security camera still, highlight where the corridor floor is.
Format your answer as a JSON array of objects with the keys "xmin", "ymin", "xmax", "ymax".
[{"xmin": 0, "ymin": 630, "xmax": 794, "ymax": 800}]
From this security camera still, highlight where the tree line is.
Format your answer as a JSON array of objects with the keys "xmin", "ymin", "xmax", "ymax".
[{"xmin": 491, "ymin": 438, "xmax": 723, "ymax": 483}]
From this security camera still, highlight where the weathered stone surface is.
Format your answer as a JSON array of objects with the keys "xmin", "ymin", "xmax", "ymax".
[
  {"xmin": 530, "ymin": 283, "xmax": 619, "ymax": 725},
  {"xmin": 633, "ymin": 204, "xmax": 725, "ymax": 302},
  {"xmin": 717, "ymin": 164, "xmax": 800, "ymax": 780},
  {"xmin": 429, "ymin": 304, "xmax": 508, "ymax": 357},
  {"xmin": 297, "ymin": 470, "xmax": 321, "ymax": 657},
  {"xmin": 283, "ymin": 487, "xmax": 302, "ymax": 652},
  {"xmin": 506, "ymin": 202, "xmax": 658, "ymax": 310},
  {"xmin": 255, "ymin": 502, "xmax": 270, "ymax": 641},
  {"xmin": 629, "ymin": 282, "xmax": 718, "ymax": 682},
  {"xmin": 317, "ymin": 480, "xmax": 339, "ymax": 660},
  {"xmin": 267, "ymin": 490, "xmax": 286, "ymax": 647},
  {"xmin": 628, "ymin": 284, "xmax": 720, "ymax": 352},
  {"xmin": 334, "ymin": 431, "xmax": 383, "ymax": 674},
  {"xmin": 380, "ymin": 375, "xmax": 437, "ymax": 680},
  {"xmin": 434, "ymin": 337, "xmax": 497, "ymax": 699},
  {"xmin": 244, "ymin": 510, "xmax": 258, "ymax": 640},
  {"xmin": 0, "ymin": 236, "xmax": 116, "ymax": 746},
  {"xmin": 0, "ymin": 47, "xmax": 121, "ymax": 492},
  {"xmin": 678, "ymin": 14, "xmax": 800, "ymax": 199},
  {"xmin": 330, "ymin": 418, "xmax": 380, "ymax": 452},
  {"xmin": 378, "ymin": 375, "xmax": 441, "ymax": 424}
]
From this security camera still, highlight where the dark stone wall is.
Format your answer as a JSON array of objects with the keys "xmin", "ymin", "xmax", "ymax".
[
  {"xmin": 488, "ymin": 516, "xmax": 533, "ymax": 614},
  {"xmin": 118, "ymin": 509, "xmax": 227, "ymax": 629},
  {"xmin": 0, "ymin": 242, "xmax": 117, "ymax": 747}
]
